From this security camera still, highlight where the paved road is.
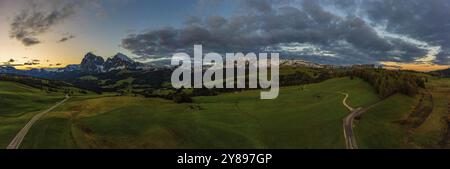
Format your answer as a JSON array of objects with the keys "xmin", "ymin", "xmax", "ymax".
[
  {"xmin": 338, "ymin": 92, "xmax": 382, "ymax": 149},
  {"xmin": 6, "ymin": 95, "xmax": 70, "ymax": 149},
  {"xmin": 338, "ymin": 92, "xmax": 361, "ymax": 149}
]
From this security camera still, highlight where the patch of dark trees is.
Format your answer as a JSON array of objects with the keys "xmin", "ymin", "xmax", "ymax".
[
  {"xmin": 342, "ymin": 68, "xmax": 426, "ymax": 98},
  {"xmin": 429, "ymin": 68, "xmax": 450, "ymax": 78},
  {"xmin": 0, "ymin": 74, "xmax": 72, "ymax": 92}
]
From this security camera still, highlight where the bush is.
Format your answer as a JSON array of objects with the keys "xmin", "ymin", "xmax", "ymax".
[{"xmin": 172, "ymin": 92, "xmax": 192, "ymax": 103}]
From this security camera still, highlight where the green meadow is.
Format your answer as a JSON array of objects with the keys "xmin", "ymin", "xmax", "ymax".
[
  {"xmin": 354, "ymin": 94, "xmax": 417, "ymax": 148},
  {"xmin": 17, "ymin": 77, "xmax": 379, "ymax": 149},
  {"xmin": 3, "ymin": 77, "xmax": 447, "ymax": 149},
  {"xmin": 0, "ymin": 81, "xmax": 65, "ymax": 148},
  {"xmin": 355, "ymin": 78, "xmax": 450, "ymax": 149}
]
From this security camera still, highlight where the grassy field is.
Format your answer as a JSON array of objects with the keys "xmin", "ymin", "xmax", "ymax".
[
  {"xmin": 355, "ymin": 78, "xmax": 450, "ymax": 149},
  {"xmin": 6, "ymin": 77, "xmax": 447, "ymax": 149},
  {"xmin": 354, "ymin": 94, "xmax": 417, "ymax": 148},
  {"xmin": 0, "ymin": 81, "xmax": 63, "ymax": 116},
  {"xmin": 411, "ymin": 78, "xmax": 450, "ymax": 148},
  {"xmin": 0, "ymin": 81, "xmax": 65, "ymax": 148},
  {"xmin": 19, "ymin": 77, "xmax": 380, "ymax": 149}
]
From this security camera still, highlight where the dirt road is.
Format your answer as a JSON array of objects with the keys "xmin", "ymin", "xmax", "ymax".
[{"xmin": 6, "ymin": 95, "xmax": 70, "ymax": 149}]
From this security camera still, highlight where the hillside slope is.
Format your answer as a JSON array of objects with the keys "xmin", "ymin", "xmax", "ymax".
[
  {"xmin": 21, "ymin": 77, "xmax": 380, "ymax": 148},
  {"xmin": 0, "ymin": 81, "xmax": 65, "ymax": 148},
  {"xmin": 355, "ymin": 78, "xmax": 450, "ymax": 148}
]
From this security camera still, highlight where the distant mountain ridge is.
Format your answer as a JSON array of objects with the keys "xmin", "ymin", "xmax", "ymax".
[
  {"xmin": 1, "ymin": 52, "xmax": 361, "ymax": 78},
  {"xmin": 104, "ymin": 53, "xmax": 144, "ymax": 71},
  {"xmin": 79, "ymin": 52, "xmax": 161, "ymax": 73},
  {"xmin": 431, "ymin": 68, "xmax": 450, "ymax": 77},
  {"xmin": 0, "ymin": 52, "xmax": 158, "ymax": 77}
]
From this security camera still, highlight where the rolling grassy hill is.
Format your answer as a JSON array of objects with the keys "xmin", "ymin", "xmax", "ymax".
[
  {"xmin": 355, "ymin": 78, "xmax": 450, "ymax": 148},
  {"xmin": 0, "ymin": 81, "xmax": 63, "ymax": 116},
  {"xmin": 20, "ymin": 77, "xmax": 380, "ymax": 149},
  {"xmin": 354, "ymin": 94, "xmax": 417, "ymax": 148},
  {"xmin": 414, "ymin": 78, "xmax": 450, "ymax": 148},
  {"xmin": 0, "ymin": 81, "xmax": 65, "ymax": 148},
  {"xmin": 3, "ymin": 74, "xmax": 447, "ymax": 149}
]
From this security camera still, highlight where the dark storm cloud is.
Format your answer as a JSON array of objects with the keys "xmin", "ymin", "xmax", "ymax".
[
  {"xmin": 9, "ymin": 0, "xmax": 93, "ymax": 46},
  {"xmin": 364, "ymin": 0, "xmax": 450, "ymax": 65},
  {"xmin": 122, "ymin": 0, "xmax": 450, "ymax": 65},
  {"xmin": 58, "ymin": 35, "xmax": 75, "ymax": 42},
  {"xmin": 321, "ymin": 0, "xmax": 450, "ymax": 64},
  {"xmin": 21, "ymin": 37, "xmax": 41, "ymax": 46},
  {"xmin": 244, "ymin": 0, "xmax": 273, "ymax": 13}
]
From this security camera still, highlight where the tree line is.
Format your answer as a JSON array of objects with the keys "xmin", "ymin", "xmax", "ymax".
[
  {"xmin": 342, "ymin": 69, "xmax": 426, "ymax": 98},
  {"xmin": 0, "ymin": 74, "xmax": 71, "ymax": 92}
]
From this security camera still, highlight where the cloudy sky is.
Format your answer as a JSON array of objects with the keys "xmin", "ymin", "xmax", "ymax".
[{"xmin": 0, "ymin": 0, "xmax": 449, "ymax": 71}]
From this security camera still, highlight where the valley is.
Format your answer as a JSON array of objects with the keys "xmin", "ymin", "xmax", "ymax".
[
  {"xmin": 16, "ymin": 77, "xmax": 376, "ymax": 148},
  {"xmin": 1, "ymin": 55, "xmax": 449, "ymax": 149},
  {"xmin": 2, "ymin": 74, "xmax": 447, "ymax": 149}
]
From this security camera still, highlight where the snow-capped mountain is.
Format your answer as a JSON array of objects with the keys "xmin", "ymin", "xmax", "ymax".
[
  {"xmin": 104, "ymin": 53, "xmax": 144, "ymax": 71},
  {"xmin": 0, "ymin": 66, "xmax": 20, "ymax": 74},
  {"xmin": 57, "ymin": 64, "xmax": 81, "ymax": 72},
  {"xmin": 0, "ymin": 52, "xmax": 161, "ymax": 78},
  {"xmin": 80, "ymin": 52, "xmax": 105, "ymax": 73}
]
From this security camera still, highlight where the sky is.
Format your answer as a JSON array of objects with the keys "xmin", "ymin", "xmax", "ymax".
[{"xmin": 0, "ymin": 0, "xmax": 449, "ymax": 71}]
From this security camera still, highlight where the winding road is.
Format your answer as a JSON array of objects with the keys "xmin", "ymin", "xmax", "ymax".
[
  {"xmin": 338, "ymin": 92, "xmax": 382, "ymax": 149},
  {"xmin": 338, "ymin": 92, "xmax": 362, "ymax": 149},
  {"xmin": 6, "ymin": 95, "xmax": 70, "ymax": 149}
]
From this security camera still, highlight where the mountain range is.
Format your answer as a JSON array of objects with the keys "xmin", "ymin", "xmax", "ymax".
[
  {"xmin": 4, "ymin": 52, "xmax": 447, "ymax": 79},
  {"xmin": 0, "ymin": 52, "xmax": 327, "ymax": 77},
  {"xmin": 79, "ymin": 52, "xmax": 147, "ymax": 73},
  {"xmin": 0, "ymin": 52, "xmax": 160, "ymax": 77}
]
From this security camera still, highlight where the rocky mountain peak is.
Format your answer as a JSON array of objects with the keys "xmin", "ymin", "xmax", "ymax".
[
  {"xmin": 104, "ymin": 53, "xmax": 143, "ymax": 71},
  {"xmin": 80, "ymin": 52, "xmax": 105, "ymax": 73},
  {"xmin": 113, "ymin": 53, "xmax": 134, "ymax": 63}
]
